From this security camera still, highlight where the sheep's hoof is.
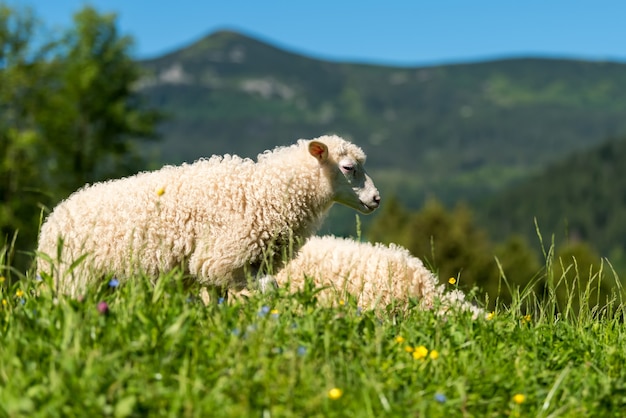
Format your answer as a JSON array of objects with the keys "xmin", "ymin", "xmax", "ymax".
[
  {"xmin": 200, "ymin": 286, "xmax": 228, "ymax": 305},
  {"xmin": 257, "ymin": 275, "xmax": 278, "ymax": 293}
]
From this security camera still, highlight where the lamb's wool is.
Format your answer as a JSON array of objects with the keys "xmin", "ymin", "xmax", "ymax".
[
  {"xmin": 37, "ymin": 135, "xmax": 380, "ymax": 296},
  {"xmin": 276, "ymin": 235, "xmax": 484, "ymax": 318}
]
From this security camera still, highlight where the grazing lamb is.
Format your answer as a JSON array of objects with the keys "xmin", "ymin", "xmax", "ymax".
[
  {"xmin": 275, "ymin": 236, "xmax": 484, "ymax": 318},
  {"xmin": 37, "ymin": 135, "xmax": 380, "ymax": 296}
]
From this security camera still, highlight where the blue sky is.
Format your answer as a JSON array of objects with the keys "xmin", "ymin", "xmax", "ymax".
[{"xmin": 11, "ymin": 0, "xmax": 626, "ymax": 66}]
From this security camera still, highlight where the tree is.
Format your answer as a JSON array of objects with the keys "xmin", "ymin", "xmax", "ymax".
[
  {"xmin": 492, "ymin": 234, "xmax": 542, "ymax": 306},
  {"xmin": 0, "ymin": 4, "xmax": 55, "ymax": 267},
  {"xmin": 0, "ymin": 4, "xmax": 161, "ymax": 272},
  {"xmin": 42, "ymin": 6, "xmax": 161, "ymax": 191},
  {"xmin": 366, "ymin": 195, "xmax": 409, "ymax": 244},
  {"xmin": 547, "ymin": 240, "xmax": 616, "ymax": 315},
  {"xmin": 366, "ymin": 197, "xmax": 545, "ymax": 308},
  {"xmin": 400, "ymin": 199, "xmax": 496, "ymax": 290}
]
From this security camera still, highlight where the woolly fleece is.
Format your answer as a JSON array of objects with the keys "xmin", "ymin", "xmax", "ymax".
[
  {"xmin": 37, "ymin": 135, "xmax": 380, "ymax": 296},
  {"xmin": 276, "ymin": 235, "xmax": 484, "ymax": 317}
]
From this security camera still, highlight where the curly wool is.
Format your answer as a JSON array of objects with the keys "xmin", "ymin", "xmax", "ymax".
[
  {"xmin": 275, "ymin": 235, "xmax": 484, "ymax": 318},
  {"xmin": 37, "ymin": 135, "xmax": 377, "ymax": 296}
]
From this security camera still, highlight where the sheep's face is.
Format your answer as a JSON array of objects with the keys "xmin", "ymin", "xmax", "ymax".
[{"xmin": 309, "ymin": 140, "xmax": 381, "ymax": 214}]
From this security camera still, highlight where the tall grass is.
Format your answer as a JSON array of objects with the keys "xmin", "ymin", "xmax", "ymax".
[{"xmin": 1, "ymin": 242, "xmax": 626, "ymax": 416}]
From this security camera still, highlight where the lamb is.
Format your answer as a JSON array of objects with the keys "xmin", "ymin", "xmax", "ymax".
[
  {"xmin": 275, "ymin": 235, "xmax": 484, "ymax": 318},
  {"xmin": 36, "ymin": 135, "xmax": 381, "ymax": 296}
]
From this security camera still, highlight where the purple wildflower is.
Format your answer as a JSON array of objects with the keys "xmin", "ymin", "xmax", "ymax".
[
  {"xmin": 108, "ymin": 277, "xmax": 120, "ymax": 288},
  {"xmin": 97, "ymin": 301, "xmax": 109, "ymax": 314}
]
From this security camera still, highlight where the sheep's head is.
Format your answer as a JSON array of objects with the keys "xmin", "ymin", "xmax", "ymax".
[{"xmin": 309, "ymin": 136, "xmax": 380, "ymax": 214}]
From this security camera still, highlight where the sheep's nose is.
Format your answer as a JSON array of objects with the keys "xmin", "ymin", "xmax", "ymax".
[{"xmin": 373, "ymin": 193, "xmax": 381, "ymax": 206}]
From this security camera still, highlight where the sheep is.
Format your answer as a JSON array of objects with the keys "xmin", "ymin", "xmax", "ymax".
[
  {"xmin": 36, "ymin": 135, "xmax": 381, "ymax": 296},
  {"xmin": 275, "ymin": 235, "xmax": 484, "ymax": 318}
]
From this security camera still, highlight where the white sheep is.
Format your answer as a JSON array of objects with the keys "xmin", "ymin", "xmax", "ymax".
[
  {"xmin": 36, "ymin": 135, "xmax": 380, "ymax": 296},
  {"xmin": 275, "ymin": 235, "xmax": 484, "ymax": 318}
]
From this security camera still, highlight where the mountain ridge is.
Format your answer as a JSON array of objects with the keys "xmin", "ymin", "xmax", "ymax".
[
  {"xmin": 144, "ymin": 29, "xmax": 626, "ymax": 69},
  {"xmin": 137, "ymin": 30, "xmax": 626, "ymax": 210}
]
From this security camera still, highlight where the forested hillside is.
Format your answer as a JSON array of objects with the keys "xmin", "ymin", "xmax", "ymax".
[
  {"xmin": 4, "ymin": 6, "xmax": 626, "ymax": 289},
  {"xmin": 479, "ymin": 135, "xmax": 626, "ymax": 260},
  {"xmin": 138, "ymin": 30, "xmax": 626, "ymax": 205}
]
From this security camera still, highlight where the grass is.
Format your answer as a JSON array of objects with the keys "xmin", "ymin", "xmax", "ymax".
[{"xmin": 2, "ymin": 253, "xmax": 626, "ymax": 417}]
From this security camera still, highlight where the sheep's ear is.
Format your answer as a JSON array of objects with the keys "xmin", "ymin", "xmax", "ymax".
[{"xmin": 309, "ymin": 141, "xmax": 328, "ymax": 162}]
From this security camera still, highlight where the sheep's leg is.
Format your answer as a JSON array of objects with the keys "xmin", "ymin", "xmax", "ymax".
[
  {"xmin": 256, "ymin": 275, "xmax": 278, "ymax": 293},
  {"xmin": 189, "ymin": 237, "xmax": 254, "ymax": 289},
  {"xmin": 208, "ymin": 285, "xmax": 228, "ymax": 303},
  {"xmin": 240, "ymin": 260, "xmax": 277, "ymax": 293},
  {"xmin": 190, "ymin": 234, "xmax": 280, "ymax": 292},
  {"xmin": 199, "ymin": 285, "xmax": 228, "ymax": 305}
]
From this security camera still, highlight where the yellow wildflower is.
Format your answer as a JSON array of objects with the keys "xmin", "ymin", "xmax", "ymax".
[
  {"xmin": 328, "ymin": 388, "xmax": 343, "ymax": 400},
  {"xmin": 338, "ymin": 299, "xmax": 345, "ymax": 306},
  {"xmin": 0, "ymin": 276, "xmax": 5, "ymax": 283},
  {"xmin": 1, "ymin": 299, "xmax": 7, "ymax": 307},
  {"xmin": 521, "ymin": 314, "xmax": 532, "ymax": 325},
  {"xmin": 270, "ymin": 309, "xmax": 279, "ymax": 315},
  {"xmin": 404, "ymin": 346, "xmax": 414, "ymax": 353},
  {"xmin": 156, "ymin": 187, "xmax": 165, "ymax": 196},
  {"xmin": 15, "ymin": 289, "xmax": 24, "ymax": 298},
  {"xmin": 395, "ymin": 336, "xmax": 405, "ymax": 344},
  {"xmin": 448, "ymin": 277, "xmax": 456, "ymax": 285},
  {"xmin": 412, "ymin": 345, "xmax": 428, "ymax": 360},
  {"xmin": 429, "ymin": 350, "xmax": 440, "ymax": 360},
  {"xmin": 512, "ymin": 393, "xmax": 526, "ymax": 404},
  {"xmin": 487, "ymin": 311, "xmax": 495, "ymax": 320}
]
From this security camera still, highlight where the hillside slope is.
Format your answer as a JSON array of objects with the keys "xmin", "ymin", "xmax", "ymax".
[
  {"xmin": 479, "ymin": 135, "xmax": 626, "ymax": 256},
  {"xmin": 137, "ymin": 30, "xmax": 626, "ymax": 205}
]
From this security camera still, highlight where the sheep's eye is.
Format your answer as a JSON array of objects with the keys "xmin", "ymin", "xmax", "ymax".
[{"xmin": 342, "ymin": 165, "xmax": 354, "ymax": 172}]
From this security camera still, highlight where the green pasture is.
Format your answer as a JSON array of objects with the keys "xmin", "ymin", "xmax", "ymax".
[{"xmin": 1, "ymin": 252, "xmax": 625, "ymax": 417}]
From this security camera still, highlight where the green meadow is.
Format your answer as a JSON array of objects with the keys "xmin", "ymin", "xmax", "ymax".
[
  {"xmin": 4, "ymin": 5, "xmax": 626, "ymax": 417},
  {"xmin": 2, "ymin": 249, "xmax": 626, "ymax": 417}
]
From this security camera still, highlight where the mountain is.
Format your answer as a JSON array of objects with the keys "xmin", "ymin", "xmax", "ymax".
[
  {"xmin": 137, "ymin": 30, "xmax": 626, "ymax": 212},
  {"xmin": 479, "ymin": 135, "xmax": 626, "ymax": 258}
]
